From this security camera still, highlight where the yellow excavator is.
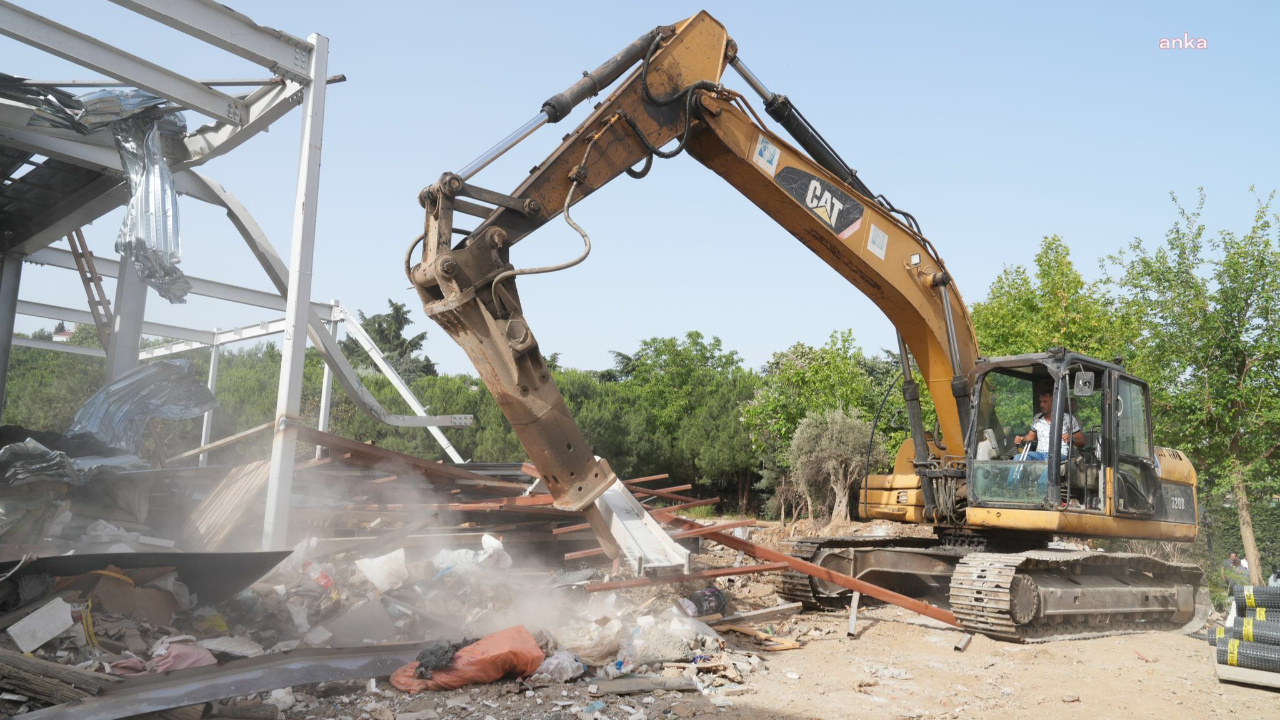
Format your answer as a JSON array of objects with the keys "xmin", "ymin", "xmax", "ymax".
[{"xmin": 407, "ymin": 11, "xmax": 1206, "ymax": 641}]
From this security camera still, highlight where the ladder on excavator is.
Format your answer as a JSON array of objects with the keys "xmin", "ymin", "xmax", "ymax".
[{"xmin": 66, "ymin": 228, "xmax": 113, "ymax": 349}]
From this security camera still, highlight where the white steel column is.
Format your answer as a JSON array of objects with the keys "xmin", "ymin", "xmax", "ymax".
[
  {"xmin": 0, "ymin": 253, "xmax": 23, "ymax": 422},
  {"xmin": 198, "ymin": 342, "xmax": 220, "ymax": 467},
  {"xmin": 263, "ymin": 33, "xmax": 328, "ymax": 551},
  {"xmin": 105, "ymin": 256, "xmax": 147, "ymax": 381},
  {"xmin": 315, "ymin": 302, "xmax": 338, "ymax": 459}
]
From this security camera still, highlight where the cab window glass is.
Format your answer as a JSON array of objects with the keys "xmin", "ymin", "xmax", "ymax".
[{"xmin": 1116, "ymin": 379, "xmax": 1150, "ymax": 458}]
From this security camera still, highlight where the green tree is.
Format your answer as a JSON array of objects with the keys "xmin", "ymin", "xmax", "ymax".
[
  {"xmin": 677, "ymin": 369, "xmax": 760, "ymax": 513},
  {"xmin": 339, "ymin": 300, "xmax": 437, "ymax": 381},
  {"xmin": 971, "ymin": 234, "xmax": 1136, "ymax": 360},
  {"xmin": 788, "ymin": 408, "xmax": 889, "ymax": 526},
  {"xmin": 1107, "ymin": 190, "xmax": 1280, "ymax": 585},
  {"xmin": 743, "ymin": 331, "xmax": 904, "ymax": 518}
]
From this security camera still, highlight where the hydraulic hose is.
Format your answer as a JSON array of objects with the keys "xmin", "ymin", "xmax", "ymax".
[
  {"xmin": 1233, "ymin": 585, "xmax": 1280, "ymax": 612},
  {"xmin": 1217, "ymin": 638, "xmax": 1280, "ymax": 672}
]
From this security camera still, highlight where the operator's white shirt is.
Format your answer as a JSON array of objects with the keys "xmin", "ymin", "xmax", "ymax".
[{"xmin": 1031, "ymin": 412, "xmax": 1081, "ymax": 455}]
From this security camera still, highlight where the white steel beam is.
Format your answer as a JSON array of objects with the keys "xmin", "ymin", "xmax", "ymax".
[
  {"xmin": 26, "ymin": 247, "xmax": 337, "ymax": 321},
  {"xmin": 110, "ymin": 0, "xmax": 314, "ymax": 83},
  {"xmin": 335, "ymin": 305, "xmax": 468, "ymax": 462},
  {"xmin": 198, "ymin": 343, "xmax": 218, "ymax": 467},
  {"xmin": 105, "ymin": 254, "xmax": 146, "ymax": 380},
  {"xmin": 0, "ymin": 1, "xmax": 247, "ymax": 125},
  {"xmin": 17, "ymin": 300, "xmax": 213, "ymax": 344},
  {"xmin": 316, "ymin": 308, "xmax": 337, "ymax": 458},
  {"xmin": 0, "ymin": 254, "xmax": 23, "ymax": 421},
  {"xmin": 179, "ymin": 80, "xmax": 303, "ymax": 167},
  {"xmin": 12, "ymin": 336, "xmax": 106, "ymax": 358},
  {"xmin": 136, "ymin": 338, "xmax": 208, "ymax": 359},
  {"xmin": 264, "ymin": 33, "xmax": 328, "ymax": 551}
]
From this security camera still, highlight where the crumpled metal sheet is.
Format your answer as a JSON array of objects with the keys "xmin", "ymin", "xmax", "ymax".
[
  {"xmin": 113, "ymin": 115, "xmax": 191, "ymax": 304},
  {"xmin": 0, "ymin": 438, "xmax": 82, "ymax": 486},
  {"xmin": 67, "ymin": 360, "xmax": 217, "ymax": 454}
]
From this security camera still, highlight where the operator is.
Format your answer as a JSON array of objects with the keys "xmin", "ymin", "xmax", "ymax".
[{"xmin": 1013, "ymin": 390, "xmax": 1086, "ymax": 498}]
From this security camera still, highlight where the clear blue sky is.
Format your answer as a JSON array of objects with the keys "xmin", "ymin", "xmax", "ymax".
[{"xmin": 7, "ymin": 2, "xmax": 1279, "ymax": 376}]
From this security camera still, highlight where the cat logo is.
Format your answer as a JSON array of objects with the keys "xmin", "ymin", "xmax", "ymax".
[
  {"xmin": 805, "ymin": 180, "xmax": 844, "ymax": 226},
  {"xmin": 776, "ymin": 167, "xmax": 864, "ymax": 239}
]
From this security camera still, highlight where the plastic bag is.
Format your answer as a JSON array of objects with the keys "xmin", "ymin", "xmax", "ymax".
[
  {"xmin": 432, "ymin": 534, "xmax": 512, "ymax": 575},
  {"xmin": 686, "ymin": 587, "xmax": 727, "ymax": 616},
  {"xmin": 531, "ymin": 649, "xmax": 585, "ymax": 683},
  {"xmin": 556, "ymin": 617, "xmax": 624, "ymax": 667},
  {"xmin": 390, "ymin": 625, "xmax": 545, "ymax": 693}
]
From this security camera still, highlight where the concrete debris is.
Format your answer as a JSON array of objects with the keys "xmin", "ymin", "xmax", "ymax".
[{"xmin": 6, "ymin": 597, "xmax": 74, "ymax": 653}]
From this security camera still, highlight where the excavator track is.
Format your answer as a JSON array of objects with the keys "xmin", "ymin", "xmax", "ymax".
[
  {"xmin": 950, "ymin": 551, "xmax": 1209, "ymax": 642},
  {"xmin": 775, "ymin": 536, "xmax": 937, "ymax": 609}
]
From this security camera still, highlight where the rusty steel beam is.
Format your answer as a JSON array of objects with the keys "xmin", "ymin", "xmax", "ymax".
[
  {"xmin": 652, "ymin": 511, "xmax": 959, "ymax": 627},
  {"xmin": 584, "ymin": 561, "xmax": 789, "ymax": 592},
  {"xmin": 621, "ymin": 473, "xmax": 671, "ymax": 486}
]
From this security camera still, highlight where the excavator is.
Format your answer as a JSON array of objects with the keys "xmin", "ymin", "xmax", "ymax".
[{"xmin": 407, "ymin": 11, "xmax": 1207, "ymax": 641}]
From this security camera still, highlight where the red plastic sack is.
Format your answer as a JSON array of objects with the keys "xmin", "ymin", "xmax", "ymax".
[{"xmin": 391, "ymin": 625, "xmax": 545, "ymax": 693}]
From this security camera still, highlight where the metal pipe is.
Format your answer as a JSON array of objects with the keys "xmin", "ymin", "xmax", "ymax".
[
  {"xmin": 315, "ymin": 305, "xmax": 337, "ymax": 460},
  {"xmin": 0, "ymin": 254, "xmax": 22, "ymax": 423},
  {"xmin": 457, "ymin": 111, "xmax": 548, "ymax": 181},
  {"xmin": 728, "ymin": 56, "xmax": 774, "ymax": 102},
  {"xmin": 198, "ymin": 342, "xmax": 219, "ymax": 468}
]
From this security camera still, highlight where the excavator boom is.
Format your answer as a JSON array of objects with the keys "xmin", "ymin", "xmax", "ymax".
[{"xmin": 411, "ymin": 12, "xmax": 976, "ymax": 511}]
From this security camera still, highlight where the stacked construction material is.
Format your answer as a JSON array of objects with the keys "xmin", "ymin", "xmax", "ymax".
[{"xmin": 1211, "ymin": 585, "xmax": 1280, "ymax": 674}]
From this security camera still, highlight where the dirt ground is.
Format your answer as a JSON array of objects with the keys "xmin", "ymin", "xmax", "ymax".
[
  {"xmin": 716, "ymin": 604, "xmax": 1277, "ymax": 720},
  {"xmin": 274, "ymin": 519, "xmax": 1278, "ymax": 720}
]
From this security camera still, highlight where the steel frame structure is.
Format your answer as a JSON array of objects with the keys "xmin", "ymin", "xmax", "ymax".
[{"xmin": 0, "ymin": 0, "xmax": 465, "ymax": 549}]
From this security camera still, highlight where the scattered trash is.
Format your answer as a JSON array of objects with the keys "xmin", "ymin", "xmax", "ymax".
[
  {"xmin": 532, "ymin": 649, "xmax": 585, "ymax": 682},
  {"xmin": 355, "ymin": 548, "xmax": 409, "ymax": 593}
]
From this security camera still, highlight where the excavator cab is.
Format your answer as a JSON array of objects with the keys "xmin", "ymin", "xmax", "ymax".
[{"xmin": 966, "ymin": 350, "xmax": 1196, "ymax": 529}]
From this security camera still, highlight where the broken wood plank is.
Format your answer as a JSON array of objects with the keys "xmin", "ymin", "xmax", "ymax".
[
  {"xmin": 0, "ymin": 647, "xmax": 119, "ymax": 703},
  {"xmin": 582, "ymin": 562, "xmax": 788, "ymax": 592},
  {"xmin": 719, "ymin": 624, "xmax": 801, "ymax": 651},
  {"xmin": 164, "ymin": 422, "xmax": 272, "ymax": 467},
  {"xmin": 589, "ymin": 676, "xmax": 698, "ymax": 695},
  {"xmin": 627, "ymin": 484, "xmax": 696, "ymax": 503},
  {"xmin": 565, "ymin": 516, "xmax": 751, "ymax": 561},
  {"xmin": 178, "ymin": 462, "xmax": 271, "ymax": 552},
  {"xmin": 651, "ymin": 511, "xmax": 960, "ymax": 628},
  {"xmin": 708, "ymin": 601, "xmax": 803, "ymax": 627}
]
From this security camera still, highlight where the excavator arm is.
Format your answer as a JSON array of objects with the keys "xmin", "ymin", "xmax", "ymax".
[{"xmin": 410, "ymin": 11, "xmax": 978, "ymax": 511}]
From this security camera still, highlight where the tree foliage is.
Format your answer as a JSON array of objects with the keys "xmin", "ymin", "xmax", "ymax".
[
  {"xmin": 971, "ymin": 234, "xmax": 1136, "ymax": 360},
  {"xmin": 1106, "ymin": 191, "xmax": 1280, "ymax": 583}
]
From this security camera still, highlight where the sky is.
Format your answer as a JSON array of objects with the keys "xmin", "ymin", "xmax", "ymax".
[{"xmin": 5, "ymin": 2, "xmax": 1279, "ymax": 377}]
